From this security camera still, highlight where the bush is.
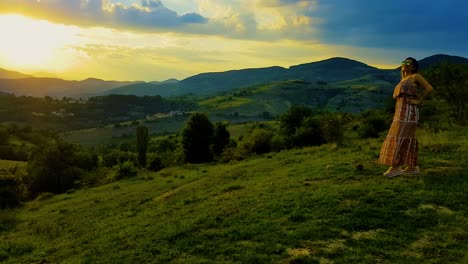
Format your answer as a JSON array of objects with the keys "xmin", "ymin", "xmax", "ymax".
[
  {"xmin": 0, "ymin": 173, "xmax": 26, "ymax": 209},
  {"xmin": 270, "ymin": 134, "xmax": 287, "ymax": 152},
  {"xmin": 219, "ymin": 146, "xmax": 244, "ymax": 163},
  {"xmin": 102, "ymin": 150, "xmax": 136, "ymax": 167},
  {"xmin": 26, "ymin": 141, "xmax": 97, "ymax": 196},
  {"xmin": 240, "ymin": 128, "xmax": 273, "ymax": 155},
  {"xmin": 115, "ymin": 161, "xmax": 138, "ymax": 180},
  {"xmin": 292, "ymin": 116, "xmax": 325, "ymax": 147},
  {"xmin": 148, "ymin": 156, "xmax": 164, "ymax": 172},
  {"xmin": 320, "ymin": 113, "xmax": 350, "ymax": 144},
  {"xmin": 213, "ymin": 121, "xmax": 230, "ymax": 157},
  {"xmin": 358, "ymin": 111, "xmax": 390, "ymax": 138},
  {"xmin": 0, "ymin": 126, "xmax": 8, "ymax": 145},
  {"xmin": 278, "ymin": 106, "xmax": 313, "ymax": 136},
  {"xmin": 0, "ymin": 146, "xmax": 28, "ymax": 161}
]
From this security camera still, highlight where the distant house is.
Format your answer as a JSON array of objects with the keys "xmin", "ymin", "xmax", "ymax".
[
  {"xmin": 32, "ymin": 112, "xmax": 45, "ymax": 117},
  {"xmin": 51, "ymin": 109, "xmax": 75, "ymax": 117},
  {"xmin": 168, "ymin": 111, "xmax": 183, "ymax": 117}
]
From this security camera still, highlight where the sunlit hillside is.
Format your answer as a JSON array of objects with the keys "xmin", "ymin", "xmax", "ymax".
[{"xmin": 1, "ymin": 127, "xmax": 467, "ymax": 263}]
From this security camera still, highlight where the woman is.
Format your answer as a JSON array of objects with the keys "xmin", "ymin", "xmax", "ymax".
[{"xmin": 379, "ymin": 57, "xmax": 433, "ymax": 177}]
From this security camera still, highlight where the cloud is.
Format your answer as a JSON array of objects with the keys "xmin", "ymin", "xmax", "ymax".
[
  {"xmin": 0, "ymin": 0, "xmax": 319, "ymax": 39},
  {"xmin": 307, "ymin": 0, "xmax": 468, "ymax": 53},
  {"xmin": 0, "ymin": 0, "xmax": 208, "ymax": 31},
  {"xmin": 1, "ymin": 0, "xmax": 467, "ymax": 58}
]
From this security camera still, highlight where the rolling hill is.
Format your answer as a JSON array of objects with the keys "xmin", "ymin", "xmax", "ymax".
[
  {"xmin": 198, "ymin": 74, "xmax": 397, "ymax": 120},
  {"xmin": 1, "ymin": 54, "xmax": 467, "ymax": 100},
  {"xmin": 101, "ymin": 57, "xmax": 389, "ymax": 97},
  {"xmin": 0, "ymin": 77, "xmax": 142, "ymax": 98},
  {"xmin": 98, "ymin": 54, "xmax": 468, "ymax": 99},
  {"xmin": 0, "ymin": 68, "xmax": 33, "ymax": 79}
]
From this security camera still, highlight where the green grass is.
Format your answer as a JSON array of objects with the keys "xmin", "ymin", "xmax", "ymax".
[
  {"xmin": 0, "ymin": 160, "xmax": 27, "ymax": 171},
  {"xmin": 199, "ymin": 97, "xmax": 253, "ymax": 109},
  {"xmin": 60, "ymin": 116, "xmax": 188, "ymax": 147},
  {"xmin": 1, "ymin": 128, "xmax": 467, "ymax": 263}
]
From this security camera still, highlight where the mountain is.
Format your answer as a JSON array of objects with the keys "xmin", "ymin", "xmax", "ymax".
[
  {"xmin": 0, "ymin": 77, "xmax": 142, "ymax": 98},
  {"xmin": 286, "ymin": 57, "xmax": 381, "ymax": 82},
  {"xmin": 2, "ymin": 54, "xmax": 467, "ymax": 99},
  {"xmin": 180, "ymin": 58, "xmax": 383, "ymax": 95},
  {"xmin": 102, "ymin": 58, "xmax": 387, "ymax": 97},
  {"xmin": 97, "ymin": 82, "xmax": 181, "ymax": 97},
  {"xmin": 0, "ymin": 68, "xmax": 34, "ymax": 79},
  {"xmin": 418, "ymin": 54, "xmax": 468, "ymax": 70},
  {"xmin": 149, "ymin": 78, "xmax": 179, "ymax": 85}
]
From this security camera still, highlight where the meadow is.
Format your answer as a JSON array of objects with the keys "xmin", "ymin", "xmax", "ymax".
[{"xmin": 1, "ymin": 126, "xmax": 466, "ymax": 263}]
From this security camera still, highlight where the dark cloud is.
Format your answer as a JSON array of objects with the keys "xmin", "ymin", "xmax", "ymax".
[
  {"xmin": 308, "ymin": 0, "xmax": 468, "ymax": 53},
  {"xmin": 181, "ymin": 13, "xmax": 208, "ymax": 24},
  {"xmin": 141, "ymin": 0, "xmax": 164, "ymax": 9}
]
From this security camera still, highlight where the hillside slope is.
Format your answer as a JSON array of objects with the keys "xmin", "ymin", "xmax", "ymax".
[
  {"xmin": 0, "ymin": 68, "xmax": 33, "ymax": 79},
  {"xmin": 0, "ymin": 77, "xmax": 141, "ymax": 98},
  {"xmin": 2, "ymin": 128, "xmax": 467, "ymax": 263},
  {"xmin": 198, "ymin": 76, "xmax": 395, "ymax": 119}
]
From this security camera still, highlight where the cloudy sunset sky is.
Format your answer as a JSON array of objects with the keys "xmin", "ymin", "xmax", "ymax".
[{"xmin": 0, "ymin": 0, "xmax": 467, "ymax": 81}]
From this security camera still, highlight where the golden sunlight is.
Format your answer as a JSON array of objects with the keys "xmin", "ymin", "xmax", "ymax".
[{"xmin": 0, "ymin": 14, "xmax": 82, "ymax": 71}]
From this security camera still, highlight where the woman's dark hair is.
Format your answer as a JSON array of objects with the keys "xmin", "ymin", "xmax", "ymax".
[{"xmin": 405, "ymin": 57, "xmax": 419, "ymax": 73}]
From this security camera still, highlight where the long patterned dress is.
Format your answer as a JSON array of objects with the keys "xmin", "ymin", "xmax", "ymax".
[{"xmin": 379, "ymin": 75, "xmax": 420, "ymax": 167}]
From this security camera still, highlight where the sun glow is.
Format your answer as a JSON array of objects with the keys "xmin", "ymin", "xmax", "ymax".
[{"xmin": 0, "ymin": 14, "xmax": 82, "ymax": 71}]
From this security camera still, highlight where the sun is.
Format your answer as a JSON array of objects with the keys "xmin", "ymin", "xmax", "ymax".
[{"xmin": 0, "ymin": 14, "xmax": 81, "ymax": 71}]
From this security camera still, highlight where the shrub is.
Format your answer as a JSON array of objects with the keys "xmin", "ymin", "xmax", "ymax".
[
  {"xmin": 358, "ymin": 111, "xmax": 390, "ymax": 138},
  {"xmin": 270, "ymin": 134, "xmax": 287, "ymax": 152},
  {"xmin": 115, "ymin": 161, "xmax": 138, "ymax": 180},
  {"xmin": 148, "ymin": 156, "xmax": 164, "ymax": 172},
  {"xmin": 278, "ymin": 105, "xmax": 313, "ymax": 136},
  {"xmin": 102, "ymin": 150, "xmax": 136, "ymax": 167},
  {"xmin": 212, "ymin": 121, "xmax": 230, "ymax": 157},
  {"xmin": 219, "ymin": 146, "xmax": 244, "ymax": 163},
  {"xmin": 292, "ymin": 116, "xmax": 325, "ymax": 147},
  {"xmin": 0, "ymin": 174, "xmax": 23, "ymax": 209},
  {"xmin": 0, "ymin": 126, "xmax": 8, "ymax": 145},
  {"xmin": 240, "ymin": 128, "xmax": 273, "ymax": 154},
  {"xmin": 26, "ymin": 141, "xmax": 97, "ymax": 196},
  {"xmin": 320, "ymin": 113, "xmax": 351, "ymax": 144},
  {"xmin": 0, "ymin": 146, "xmax": 28, "ymax": 161}
]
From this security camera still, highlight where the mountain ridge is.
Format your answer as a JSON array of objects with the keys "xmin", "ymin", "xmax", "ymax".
[
  {"xmin": 1, "ymin": 54, "xmax": 467, "ymax": 98},
  {"xmin": 0, "ymin": 68, "xmax": 34, "ymax": 79}
]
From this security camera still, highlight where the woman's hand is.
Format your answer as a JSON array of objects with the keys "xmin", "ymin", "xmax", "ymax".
[{"xmin": 409, "ymin": 99, "xmax": 421, "ymax": 105}]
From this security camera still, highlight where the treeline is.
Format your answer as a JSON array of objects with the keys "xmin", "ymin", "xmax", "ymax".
[{"xmin": 0, "ymin": 94, "xmax": 197, "ymax": 131}]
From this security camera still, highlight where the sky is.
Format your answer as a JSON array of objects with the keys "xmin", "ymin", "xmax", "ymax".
[{"xmin": 0, "ymin": 0, "xmax": 467, "ymax": 81}]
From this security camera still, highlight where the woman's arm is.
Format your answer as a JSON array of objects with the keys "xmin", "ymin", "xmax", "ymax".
[{"xmin": 411, "ymin": 73, "xmax": 433, "ymax": 105}]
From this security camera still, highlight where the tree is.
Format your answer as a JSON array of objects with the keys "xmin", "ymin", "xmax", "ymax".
[
  {"xmin": 181, "ymin": 113, "xmax": 214, "ymax": 163},
  {"xmin": 320, "ymin": 113, "xmax": 352, "ymax": 144},
  {"xmin": 292, "ymin": 116, "xmax": 325, "ymax": 147},
  {"xmin": 0, "ymin": 125, "xmax": 8, "ymax": 145},
  {"xmin": 212, "ymin": 121, "xmax": 230, "ymax": 157},
  {"xmin": 278, "ymin": 106, "xmax": 313, "ymax": 136},
  {"xmin": 26, "ymin": 141, "xmax": 96, "ymax": 196},
  {"xmin": 424, "ymin": 62, "xmax": 468, "ymax": 125},
  {"xmin": 240, "ymin": 128, "xmax": 273, "ymax": 154},
  {"xmin": 136, "ymin": 126, "xmax": 149, "ymax": 168}
]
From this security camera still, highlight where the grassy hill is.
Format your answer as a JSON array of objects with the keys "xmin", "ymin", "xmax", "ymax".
[
  {"xmin": 198, "ymin": 77, "xmax": 396, "ymax": 119},
  {"xmin": 1, "ymin": 127, "xmax": 466, "ymax": 263}
]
